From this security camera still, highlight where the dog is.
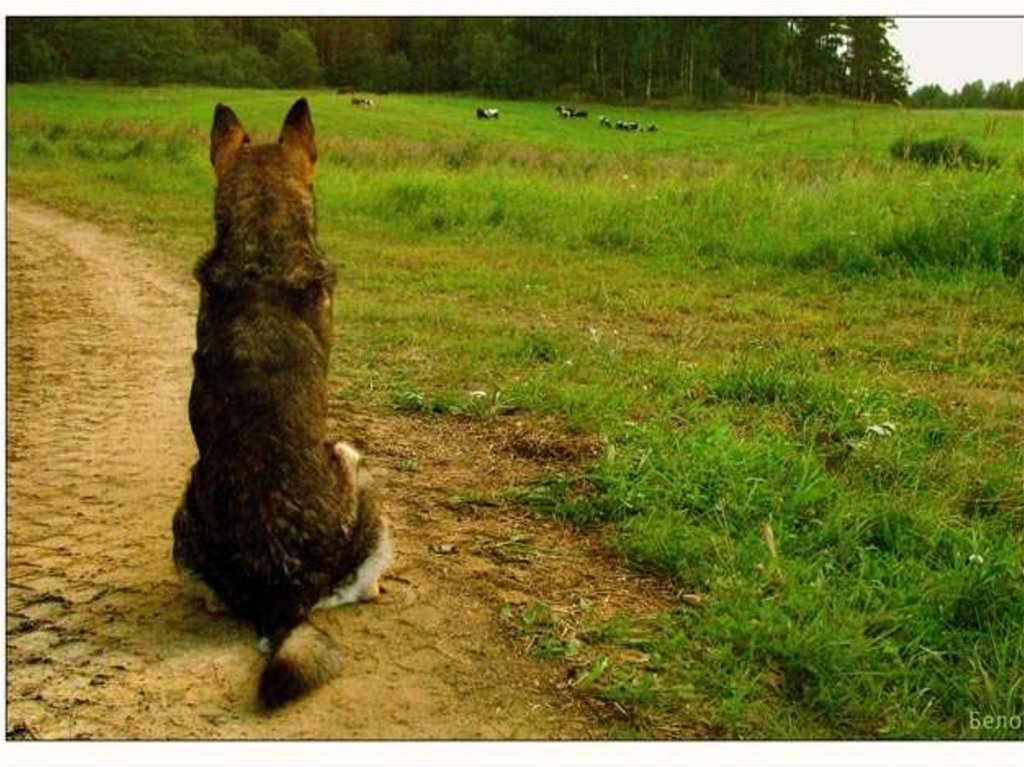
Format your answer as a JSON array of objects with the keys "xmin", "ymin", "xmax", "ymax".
[{"xmin": 172, "ymin": 98, "xmax": 391, "ymax": 709}]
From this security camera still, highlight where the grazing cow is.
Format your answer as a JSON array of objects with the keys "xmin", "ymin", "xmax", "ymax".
[
  {"xmin": 556, "ymin": 105, "xmax": 589, "ymax": 119},
  {"xmin": 599, "ymin": 115, "xmax": 612, "ymax": 128},
  {"xmin": 351, "ymin": 96, "xmax": 375, "ymax": 107},
  {"xmin": 476, "ymin": 107, "xmax": 500, "ymax": 120}
]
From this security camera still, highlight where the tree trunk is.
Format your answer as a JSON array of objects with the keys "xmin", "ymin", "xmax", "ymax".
[
  {"xmin": 646, "ymin": 47, "xmax": 653, "ymax": 100},
  {"xmin": 688, "ymin": 41, "xmax": 695, "ymax": 96}
]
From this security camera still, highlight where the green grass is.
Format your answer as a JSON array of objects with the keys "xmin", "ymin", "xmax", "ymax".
[{"xmin": 8, "ymin": 82, "xmax": 1024, "ymax": 739}]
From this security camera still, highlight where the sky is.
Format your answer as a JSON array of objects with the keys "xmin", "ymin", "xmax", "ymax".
[{"xmin": 890, "ymin": 17, "xmax": 1024, "ymax": 91}]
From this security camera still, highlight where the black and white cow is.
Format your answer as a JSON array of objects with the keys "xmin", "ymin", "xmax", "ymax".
[
  {"xmin": 557, "ymin": 105, "xmax": 589, "ymax": 119},
  {"xmin": 476, "ymin": 107, "xmax": 500, "ymax": 120},
  {"xmin": 351, "ymin": 96, "xmax": 375, "ymax": 107}
]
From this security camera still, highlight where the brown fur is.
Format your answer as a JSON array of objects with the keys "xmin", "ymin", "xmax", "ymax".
[
  {"xmin": 173, "ymin": 99, "xmax": 390, "ymax": 709},
  {"xmin": 258, "ymin": 621, "xmax": 342, "ymax": 709}
]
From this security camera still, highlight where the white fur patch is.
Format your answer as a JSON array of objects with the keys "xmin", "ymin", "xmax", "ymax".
[
  {"xmin": 314, "ymin": 525, "xmax": 393, "ymax": 610},
  {"xmin": 333, "ymin": 441, "xmax": 362, "ymax": 467}
]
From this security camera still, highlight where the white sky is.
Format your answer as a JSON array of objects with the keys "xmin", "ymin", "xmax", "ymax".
[{"xmin": 891, "ymin": 17, "xmax": 1024, "ymax": 90}]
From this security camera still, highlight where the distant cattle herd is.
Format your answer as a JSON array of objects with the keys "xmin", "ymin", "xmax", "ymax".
[
  {"xmin": 342, "ymin": 93, "xmax": 658, "ymax": 133},
  {"xmin": 599, "ymin": 115, "xmax": 659, "ymax": 133},
  {"xmin": 497, "ymin": 103, "xmax": 658, "ymax": 133}
]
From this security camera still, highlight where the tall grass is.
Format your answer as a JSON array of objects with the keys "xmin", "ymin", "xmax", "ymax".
[
  {"xmin": 9, "ymin": 83, "xmax": 1024, "ymax": 278},
  {"xmin": 526, "ymin": 361, "xmax": 1023, "ymax": 736}
]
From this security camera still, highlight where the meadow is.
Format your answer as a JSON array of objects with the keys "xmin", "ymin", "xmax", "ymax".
[{"xmin": 7, "ymin": 82, "xmax": 1023, "ymax": 738}]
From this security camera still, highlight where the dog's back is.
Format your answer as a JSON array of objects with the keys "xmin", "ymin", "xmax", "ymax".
[{"xmin": 174, "ymin": 99, "xmax": 390, "ymax": 706}]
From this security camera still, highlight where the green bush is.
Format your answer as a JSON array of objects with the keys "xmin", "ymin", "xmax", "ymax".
[{"xmin": 890, "ymin": 136, "xmax": 999, "ymax": 170}]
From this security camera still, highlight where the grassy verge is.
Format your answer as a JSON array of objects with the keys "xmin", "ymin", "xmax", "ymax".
[{"xmin": 8, "ymin": 82, "xmax": 1023, "ymax": 738}]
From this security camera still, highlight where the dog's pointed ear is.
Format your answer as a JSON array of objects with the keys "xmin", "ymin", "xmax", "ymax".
[
  {"xmin": 210, "ymin": 104, "xmax": 248, "ymax": 175},
  {"xmin": 279, "ymin": 98, "xmax": 317, "ymax": 168}
]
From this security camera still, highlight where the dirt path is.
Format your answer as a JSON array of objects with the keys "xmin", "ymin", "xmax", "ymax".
[{"xmin": 6, "ymin": 200, "xmax": 675, "ymax": 740}]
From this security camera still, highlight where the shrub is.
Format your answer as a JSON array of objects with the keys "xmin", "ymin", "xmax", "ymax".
[{"xmin": 890, "ymin": 136, "xmax": 999, "ymax": 170}]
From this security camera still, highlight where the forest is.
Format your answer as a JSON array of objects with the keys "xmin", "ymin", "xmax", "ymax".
[
  {"xmin": 11, "ymin": 18, "xmax": 1022, "ymax": 108},
  {"xmin": 12, "ymin": 16, "xmax": 1012, "ymax": 106}
]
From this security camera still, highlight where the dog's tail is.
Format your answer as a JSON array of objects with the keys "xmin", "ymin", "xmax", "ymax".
[{"xmin": 258, "ymin": 619, "xmax": 342, "ymax": 709}]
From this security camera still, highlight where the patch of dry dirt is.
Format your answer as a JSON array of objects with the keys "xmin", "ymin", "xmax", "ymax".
[{"xmin": 6, "ymin": 200, "xmax": 675, "ymax": 740}]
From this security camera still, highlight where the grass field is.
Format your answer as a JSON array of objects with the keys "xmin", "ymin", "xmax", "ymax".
[{"xmin": 7, "ymin": 82, "xmax": 1024, "ymax": 739}]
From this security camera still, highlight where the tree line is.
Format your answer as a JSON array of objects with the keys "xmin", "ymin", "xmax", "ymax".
[
  {"xmin": 907, "ymin": 79, "xmax": 1024, "ymax": 110},
  {"xmin": 5, "ymin": 17, "xmax": 1017, "ymax": 108}
]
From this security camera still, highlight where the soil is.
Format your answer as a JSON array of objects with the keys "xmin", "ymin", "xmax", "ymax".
[{"xmin": 6, "ymin": 199, "xmax": 676, "ymax": 741}]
